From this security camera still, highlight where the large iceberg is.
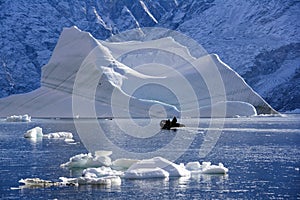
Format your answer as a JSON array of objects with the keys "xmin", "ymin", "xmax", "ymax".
[{"xmin": 0, "ymin": 27, "xmax": 277, "ymax": 118}]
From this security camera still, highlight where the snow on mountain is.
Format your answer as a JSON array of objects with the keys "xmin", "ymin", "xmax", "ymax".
[
  {"xmin": 0, "ymin": 27, "xmax": 275, "ymax": 118},
  {"xmin": 0, "ymin": 0, "xmax": 299, "ymax": 112}
]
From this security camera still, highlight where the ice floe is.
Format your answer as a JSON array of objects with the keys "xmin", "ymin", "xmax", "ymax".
[
  {"xmin": 124, "ymin": 167, "xmax": 169, "ymax": 179},
  {"xmin": 125, "ymin": 157, "xmax": 190, "ymax": 178},
  {"xmin": 185, "ymin": 161, "xmax": 228, "ymax": 174},
  {"xmin": 6, "ymin": 114, "xmax": 31, "ymax": 122},
  {"xmin": 60, "ymin": 152, "xmax": 112, "ymax": 168},
  {"xmin": 19, "ymin": 178, "xmax": 77, "ymax": 188},
  {"xmin": 43, "ymin": 132, "xmax": 73, "ymax": 139},
  {"xmin": 19, "ymin": 151, "xmax": 228, "ymax": 188},
  {"xmin": 24, "ymin": 127, "xmax": 43, "ymax": 138},
  {"xmin": 23, "ymin": 126, "xmax": 74, "ymax": 143}
]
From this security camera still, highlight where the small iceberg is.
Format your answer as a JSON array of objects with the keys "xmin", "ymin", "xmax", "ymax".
[
  {"xmin": 43, "ymin": 132, "xmax": 73, "ymax": 139},
  {"xmin": 19, "ymin": 178, "xmax": 77, "ymax": 188},
  {"xmin": 24, "ymin": 127, "xmax": 43, "ymax": 138},
  {"xmin": 24, "ymin": 127, "xmax": 74, "ymax": 142},
  {"xmin": 124, "ymin": 157, "xmax": 190, "ymax": 179},
  {"xmin": 6, "ymin": 114, "xmax": 31, "ymax": 122},
  {"xmin": 60, "ymin": 166, "xmax": 122, "ymax": 186},
  {"xmin": 185, "ymin": 161, "xmax": 228, "ymax": 174},
  {"xmin": 20, "ymin": 151, "xmax": 229, "ymax": 188},
  {"xmin": 60, "ymin": 151, "xmax": 112, "ymax": 168},
  {"xmin": 124, "ymin": 167, "xmax": 169, "ymax": 179}
]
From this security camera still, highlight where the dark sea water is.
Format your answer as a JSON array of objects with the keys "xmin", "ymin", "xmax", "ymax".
[{"xmin": 0, "ymin": 115, "xmax": 299, "ymax": 199}]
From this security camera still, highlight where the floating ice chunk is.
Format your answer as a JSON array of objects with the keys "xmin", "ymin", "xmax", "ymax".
[
  {"xmin": 59, "ymin": 177, "xmax": 78, "ymax": 186},
  {"xmin": 77, "ymin": 175, "xmax": 121, "ymax": 186},
  {"xmin": 201, "ymin": 162, "xmax": 228, "ymax": 174},
  {"xmin": 43, "ymin": 132, "xmax": 73, "ymax": 139},
  {"xmin": 61, "ymin": 166, "xmax": 122, "ymax": 186},
  {"xmin": 6, "ymin": 114, "xmax": 31, "ymax": 122},
  {"xmin": 19, "ymin": 178, "xmax": 76, "ymax": 188},
  {"xmin": 185, "ymin": 161, "xmax": 228, "ymax": 174},
  {"xmin": 19, "ymin": 178, "xmax": 52, "ymax": 187},
  {"xmin": 185, "ymin": 161, "xmax": 201, "ymax": 171},
  {"xmin": 127, "ymin": 157, "xmax": 190, "ymax": 177},
  {"xmin": 83, "ymin": 166, "xmax": 124, "ymax": 177},
  {"xmin": 64, "ymin": 138, "xmax": 75, "ymax": 143},
  {"xmin": 60, "ymin": 153, "xmax": 112, "ymax": 168},
  {"xmin": 124, "ymin": 167, "xmax": 169, "ymax": 179},
  {"xmin": 24, "ymin": 127, "xmax": 43, "ymax": 138},
  {"xmin": 112, "ymin": 158, "xmax": 140, "ymax": 170}
]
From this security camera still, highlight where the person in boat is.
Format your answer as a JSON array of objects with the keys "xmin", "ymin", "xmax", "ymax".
[
  {"xmin": 161, "ymin": 116, "xmax": 184, "ymax": 130},
  {"xmin": 171, "ymin": 116, "xmax": 179, "ymax": 127},
  {"xmin": 162, "ymin": 119, "xmax": 171, "ymax": 130}
]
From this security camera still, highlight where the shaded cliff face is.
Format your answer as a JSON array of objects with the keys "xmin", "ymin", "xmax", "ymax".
[{"xmin": 0, "ymin": 0, "xmax": 299, "ymax": 112}]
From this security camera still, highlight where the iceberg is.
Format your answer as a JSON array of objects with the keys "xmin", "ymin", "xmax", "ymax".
[
  {"xmin": 124, "ymin": 167, "xmax": 169, "ymax": 179},
  {"xmin": 24, "ymin": 127, "xmax": 74, "ymax": 142},
  {"xmin": 76, "ymin": 175, "xmax": 121, "ymax": 186},
  {"xmin": 60, "ymin": 153, "xmax": 112, "ymax": 168},
  {"xmin": 82, "ymin": 166, "xmax": 124, "ymax": 177},
  {"xmin": 6, "ymin": 114, "xmax": 31, "ymax": 122},
  {"xmin": 185, "ymin": 161, "xmax": 228, "ymax": 174},
  {"xmin": 125, "ymin": 157, "xmax": 190, "ymax": 178},
  {"xmin": 0, "ymin": 26, "xmax": 277, "ymax": 118},
  {"xmin": 18, "ymin": 178, "xmax": 69, "ymax": 188},
  {"xmin": 19, "ymin": 153, "xmax": 229, "ymax": 188},
  {"xmin": 43, "ymin": 132, "xmax": 73, "ymax": 139},
  {"xmin": 24, "ymin": 127, "xmax": 43, "ymax": 138}
]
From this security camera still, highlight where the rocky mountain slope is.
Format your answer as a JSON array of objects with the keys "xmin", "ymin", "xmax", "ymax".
[{"xmin": 0, "ymin": 0, "xmax": 299, "ymax": 112}]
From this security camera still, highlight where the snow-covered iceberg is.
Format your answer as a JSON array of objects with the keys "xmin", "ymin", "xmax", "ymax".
[
  {"xmin": 60, "ymin": 152, "xmax": 112, "ymax": 168},
  {"xmin": 24, "ymin": 126, "xmax": 73, "ymax": 141},
  {"xmin": 43, "ymin": 132, "xmax": 73, "ymax": 139},
  {"xmin": 185, "ymin": 161, "xmax": 228, "ymax": 174},
  {"xmin": 24, "ymin": 127, "xmax": 43, "ymax": 138},
  {"xmin": 19, "ymin": 152, "xmax": 228, "ymax": 188},
  {"xmin": 125, "ymin": 157, "xmax": 190, "ymax": 178},
  {"xmin": 0, "ymin": 27, "xmax": 277, "ymax": 118}
]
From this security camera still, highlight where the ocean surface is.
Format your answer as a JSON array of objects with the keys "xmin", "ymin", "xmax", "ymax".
[{"xmin": 0, "ymin": 115, "xmax": 299, "ymax": 199}]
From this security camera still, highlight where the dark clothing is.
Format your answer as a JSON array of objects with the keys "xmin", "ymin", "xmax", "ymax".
[{"xmin": 162, "ymin": 119, "xmax": 171, "ymax": 130}]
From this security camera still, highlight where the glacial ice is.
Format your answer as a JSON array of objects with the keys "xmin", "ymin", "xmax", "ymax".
[
  {"xmin": 0, "ymin": 26, "xmax": 277, "ymax": 118},
  {"xmin": 6, "ymin": 114, "xmax": 31, "ymax": 122}
]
